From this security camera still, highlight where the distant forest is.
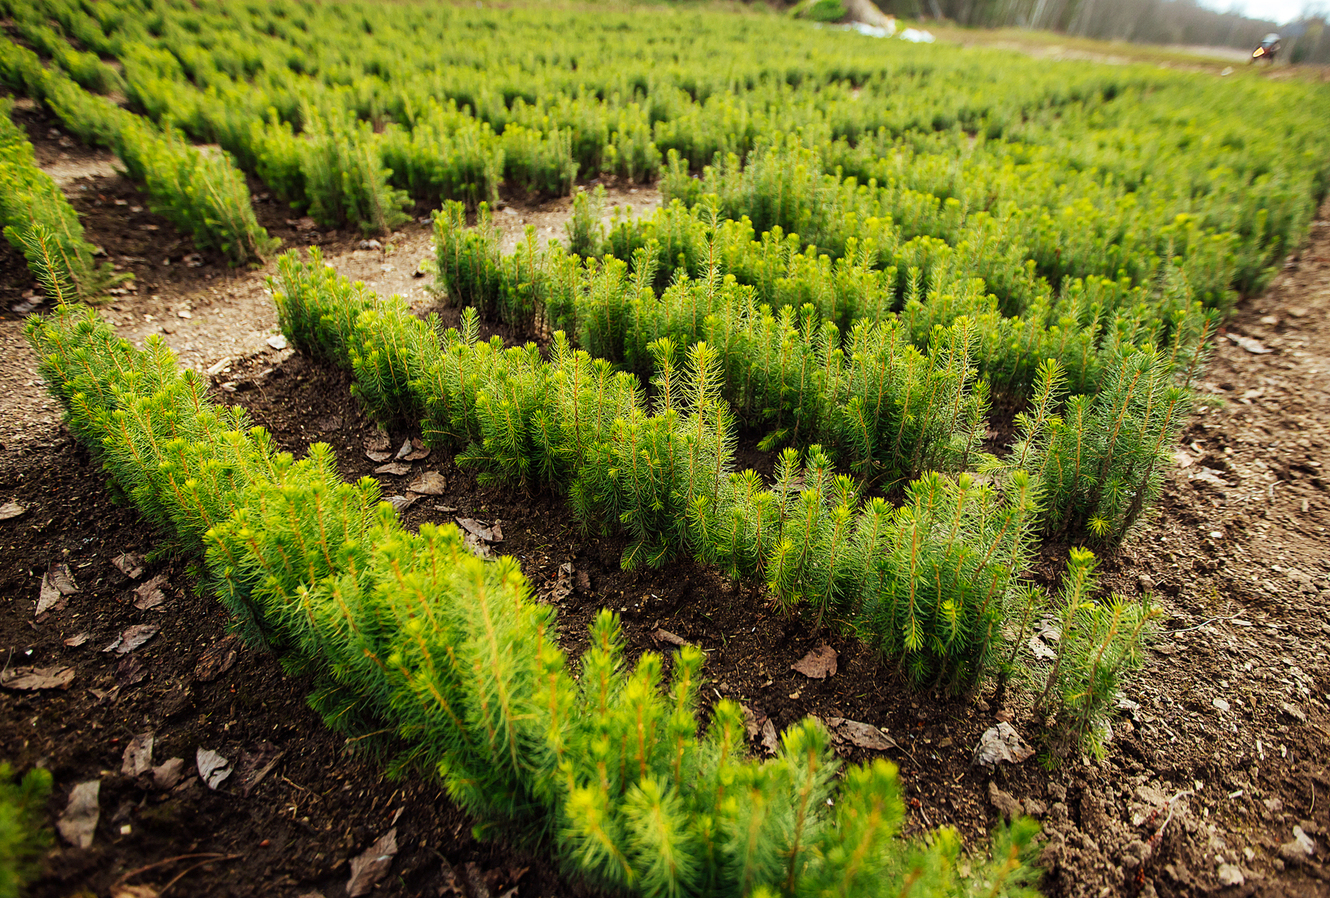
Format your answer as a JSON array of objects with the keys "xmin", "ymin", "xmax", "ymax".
[{"xmin": 873, "ymin": 0, "xmax": 1330, "ymax": 62}]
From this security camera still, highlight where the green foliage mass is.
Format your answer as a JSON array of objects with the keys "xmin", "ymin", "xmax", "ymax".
[
  {"xmin": 0, "ymin": 762, "xmax": 52, "ymax": 898},
  {"xmin": 28, "ymin": 299, "xmax": 1045, "ymax": 898},
  {"xmin": 0, "ymin": 99, "xmax": 121, "ymax": 299},
  {"xmin": 273, "ymin": 249, "xmax": 1037, "ymax": 686}
]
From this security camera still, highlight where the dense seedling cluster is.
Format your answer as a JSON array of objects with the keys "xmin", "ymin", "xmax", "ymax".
[
  {"xmin": 1, "ymin": 98, "xmax": 121, "ymax": 297},
  {"xmin": 28, "ymin": 302, "xmax": 1045, "ymax": 898},
  {"xmin": 0, "ymin": 763, "xmax": 51, "ymax": 898},
  {"xmin": 3, "ymin": 0, "xmax": 1327, "ymax": 276},
  {"xmin": 273, "ymin": 250, "xmax": 1038, "ymax": 684},
  {"xmin": 1, "ymin": 39, "xmax": 275, "ymax": 263}
]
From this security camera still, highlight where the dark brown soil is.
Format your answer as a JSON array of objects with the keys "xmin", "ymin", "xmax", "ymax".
[{"xmin": 4, "ymin": 99, "xmax": 1330, "ymax": 898}]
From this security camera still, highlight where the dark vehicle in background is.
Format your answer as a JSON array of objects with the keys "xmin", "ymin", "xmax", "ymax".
[{"xmin": 1252, "ymin": 33, "xmax": 1281, "ymax": 63}]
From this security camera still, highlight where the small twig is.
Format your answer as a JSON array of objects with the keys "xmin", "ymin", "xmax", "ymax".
[
  {"xmin": 112, "ymin": 853, "xmax": 230, "ymax": 887},
  {"xmin": 281, "ymin": 774, "xmax": 323, "ymax": 801},
  {"xmin": 158, "ymin": 853, "xmax": 242, "ymax": 896},
  {"xmin": 1146, "ymin": 789, "xmax": 1192, "ymax": 853},
  {"xmin": 1167, "ymin": 615, "xmax": 1240, "ymax": 635},
  {"xmin": 1, "ymin": 646, "xmax": 13, "ymax": 680}
]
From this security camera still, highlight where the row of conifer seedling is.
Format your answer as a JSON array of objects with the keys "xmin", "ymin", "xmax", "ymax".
[
  {"xmin": 20, "ymin": 175, "xmax": 1205, "ymax": 896},
  {"xmin": 29, "ymin": 251, "xmax": 1047, "ymax": 896}
]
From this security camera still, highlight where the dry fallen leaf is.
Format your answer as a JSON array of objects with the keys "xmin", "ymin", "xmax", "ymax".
[
  {"xmin": 406, "ymin": 472, "xmax": 447, "ymax": 495},
  {"xmin": 385, "ymin": 495, "xmax": 418, "ymax": 514},
  {"xmin": 112, "ymin": 553, "xmax": 146, "ymax": 580},
  {"xmin": 365, "ymin": 431, "xmax": 393, "ymax": 462},
  {"xmin": 57, "ymin": 780, "xmax": 100, "ymax": 848},
  {"xmin": 104, "ymin": 624, "xmax": 160, "ymax": 654},
  {"xmin": 0, "ymin": 500, "xmax": 25, "ymax": 521},
  {"xmin": 462, "ymin": 531, "xmax": 493, "ymax": 559},
  {"xmin": 152, "ymin": 758, "xmax": 185, "ymax": 790},
  {"xmin": 195, "ymin": 635, "xmax": 241, "ymax": 682},
  {"xmin": 122, "ymin": 732, "xmax": 154, "ymax": 777},
  {"xmin": 116, "ymin": 655, "xmax": 148, "ymax": 686},
  {"xmin": 544, "ymin": 561, "xmax": 574, "ymax": 602},
  {"xmin": 403, "ymin": 438, "xmax": 431, "ymax": 461},
  {"xmin": 38, "ymin": 562, "xmax": 79, "ymax": 616},
  {"xmin": 64, "ymin": 632, "xmax": 90, "ymax": 647},
  {"xmin": 394, "ymin": 438, "xmax": 414, "ymax": 460},
  {"xmin": 791, "ymin": 644, "xmax": 838, "ymax": 679},
  {"xmin": 347, "ymin": 828, "xmax": 399, "ymax": 897},
  {"xmin": 455, "ymin": 517, "xmax": 502, "ymax": 542},
  {"xmin": 972, "ymin": 722, "xmax": 1034, "ymax": 768},
  {"xmin": 741, "ymin": 705, "xmax": 781, "ymax": 755},
  {"xmin": 825, "ymin": 717, "xmax": 897, "ymax": 752},
  {"xmin": 374, "ymin": 462, "xmax": 413, "ymax": 477},
  {"xmin": 1, "ymin": 665, "xmax": 76, "ymax": 691},
  {"xmin": 196, "ymin": 748, "xmax": 232, "ymax": 790},
  {"xmin": 133, "ymin": 572, "xmax": 172, "ymax": 611}
]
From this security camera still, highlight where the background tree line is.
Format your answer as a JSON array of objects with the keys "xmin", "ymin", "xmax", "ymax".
[{"xmin": 868, "ymin": 0, "xmax": 1330, "ymax": 63}]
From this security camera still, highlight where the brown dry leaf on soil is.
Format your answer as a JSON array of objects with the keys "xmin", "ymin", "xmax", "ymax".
[
  {"xmin": 791, "ymin": 644, "xmax": 838, "ymax": 679},
  {"xmin": 0, "ymin": 500, "xmax": 25, "ymax": 520},
  {"xmin": 112, "ymin": 552, "xmax": 146, "ymax": 579},
  {"xmin": 104, "ymin": 623, "xmax": 160, "ymax": 654},
  {"xmin": 57, "ymin": 780, "xmax": 100, "ymax": 848},
  {"xmin": 133, "ymin": 572, "xmax": 171, "ymax": 611},
  {"xmin": 347, "ymin": 827, "xmax": 398, "ymax": 897},
  {"xmin": 121, "ymin": 732, "xmax": 154, "ymax": 776},
  {"xmin": 196, "ymin": 748, "xmax": 232, "ymax": 790},
  {"xmin": 406, "ymin": 471, "xmax": 447, "ymax": 495},
  {"xmin": 402, "ymin": 437, "xmax": 431, "ymax": 461},
  {"xmin": 373, "ymin": 462, "xmax": 412, "ymax": 476},
  {"xmin": 972, "ymin": 722, "xmax": 1035, "ymax": 768},
  {"xmin": 38, "ymin": 562, "xmax": 79, "ymax": 616},
  {"xmin": 742, "ymin": 705, "xmax": 780, "ymax": 755},
  {"xmin": 1, "ymin": 665, "xmax": 75, "ymax": 691},
  {"xmin": 455, "ymin": 517, "xmax": 503, "ymax": 542},
  {"xmin": 823, "ymin": 717, "xmax": 897, "ymax": 751},
  {"xmin": 365, "ymin": 431, "xmax": 393, "ymax": 462},
  {"xmin": 151, "ymin": 758, "xmax": 185, "ymax": 791}
]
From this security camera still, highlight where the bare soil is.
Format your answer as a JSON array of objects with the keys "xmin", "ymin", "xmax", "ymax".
[{"xmin": 3, "ymin": 103, "xmax": 1330, "ymax": 898}]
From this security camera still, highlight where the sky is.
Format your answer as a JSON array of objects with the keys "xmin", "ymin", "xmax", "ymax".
[{"xmin": 1198, "ymin": 0, "xmax": 1318, "ymax": 24}]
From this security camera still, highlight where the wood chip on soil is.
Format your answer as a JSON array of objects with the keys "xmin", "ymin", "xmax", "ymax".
[{"xmin": 195, "ymin": 634, "xmax": 241, "ymax": 682}]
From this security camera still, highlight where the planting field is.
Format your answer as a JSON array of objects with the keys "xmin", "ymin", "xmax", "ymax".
[{"xmin": 3, "ymin": 1, "xmax": 1330, "ymax": 896}]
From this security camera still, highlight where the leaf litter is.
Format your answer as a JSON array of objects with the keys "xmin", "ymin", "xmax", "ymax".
[
  {"xmin": 791, "ymin": 644, "xmax": 838, "ymax": 679},
  {"xmin": 196, "ymin": 748, "xmax": 232, "ymax": 790},
  {"xmin": 57, "ymin": 780, "xmax": 100, "ymax": 848},
  {"xmin": 104, "ymin": 623, "xmax": 160, "ymax": 654},
  {"xmin": 1, "ymin": 665, "xmax": 76, "ymax": 690},
  {"xmin": 121, "ymin": 732, "xmax": 154, "ymax": 776},
  {"xmin": 37, "ymin": 562, "xmax": 79, "ymax": 616},
  {"xmin": 347, "ymin": 827, "xmax": 398, "ymax": 897}
]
